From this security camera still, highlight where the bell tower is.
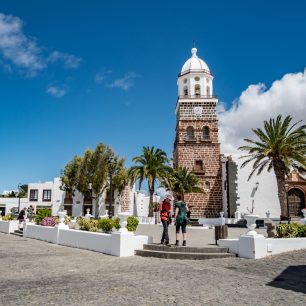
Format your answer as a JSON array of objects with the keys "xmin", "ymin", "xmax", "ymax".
[{"xmin": 173, "ymin": 48, "xmax": 222, "ymax": 218}]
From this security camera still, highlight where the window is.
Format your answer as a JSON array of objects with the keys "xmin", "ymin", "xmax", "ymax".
[
  {"xmin": 43, "ymin": 189, "xmax": 52, "ymax": 202},
  {"xmin": 186, "ymin": 126, "xmax": 195, "ymax": 140},
  {"xmin": 183, "ymin": 78, "xmax": 187, "ymax": 84},
  {"xmin": 194, "ymin": 76, "xmax": 200, "ymax": 81},
  {"xmin": 202, "ymin": 126, "xmax": 210, "ymax": 140},
  {"xmin": 195, "ymin": 85, "xmax": 201, "ymax": 96},
  {"xmin": 194, "ymin": 160, "xmax": 203, "ymax": 171},
  {"xmin": 29, "ymin": 189, "xmax": 38, "ymax": 201},
  {"xmin": 206, "ymin": 85, "xmax": 210, "ymax": 96},
  {"xmin": 183, "ymin": 86, "xmax": 188, "ymax": 96},
  {"xmin": 204, "ymin": 181, "xmax": 210, "ymax": 191},
  {"xmin": 64, "ymin": 191, "xmax": 73, "ymax": 204}
]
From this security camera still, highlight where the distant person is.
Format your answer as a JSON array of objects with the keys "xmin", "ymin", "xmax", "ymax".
[
  {"xmin": 27, "ymin": 205, "xmax": 35, "ymax": 223},
  {"xmin": 174, "ymin": 194, "xmax": 189, "ymax": 246},
  {"xmin": 158, "ymin": 194, "xmax": 172, "ymax": 246},
  {"xmin": 17, "ymin": 207, "xmax": 26, "ymax": 230}
]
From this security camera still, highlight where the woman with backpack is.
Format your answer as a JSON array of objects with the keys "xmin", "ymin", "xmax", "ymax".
[
  {"xmin": 174, "ymin": 194, "xmax": 189, "ymax": 246},
  {"xmin": 158, "ymin": 194, "xmax": 172, "ymax": 246}
]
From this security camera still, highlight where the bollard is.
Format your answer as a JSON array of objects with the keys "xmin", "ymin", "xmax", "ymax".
[{"xmin": 215, "ymin": 225, "xmax": 228, "ymax": 245}]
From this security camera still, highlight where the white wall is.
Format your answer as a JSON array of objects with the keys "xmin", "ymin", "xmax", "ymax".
[
  {"xmin": 0, "ymin": 198, "xmax": 28, "ymax": 215},
  {"xmin": 224, "ymin": 153, "xmax": 280, "ymax": 218}
]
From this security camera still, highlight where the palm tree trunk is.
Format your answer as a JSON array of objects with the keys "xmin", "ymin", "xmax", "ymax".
[
  {"xmin": 273, "ymin": 159, "xmax": 288, "ymax": 218},
  {"xmin": 148, "ymin": 189, "xmax": 154, "ymax": 217}
]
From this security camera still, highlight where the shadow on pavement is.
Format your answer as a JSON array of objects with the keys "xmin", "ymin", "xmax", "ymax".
[{"xmin": 267, "ymin": 265, "xmax": 306, "ymax": 294}]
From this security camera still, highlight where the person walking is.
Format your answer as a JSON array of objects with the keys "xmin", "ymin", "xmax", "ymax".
[
  {"xmin": 174, "ymin": 194, "xmax": 189, "ymax": 246},
  {"xmin": 17, "ymin": 207, "xmax": 26, "ymax": 230},
  {"xmin": 158, "ymin": 194, "xmax": 172, "ymax": 246}
]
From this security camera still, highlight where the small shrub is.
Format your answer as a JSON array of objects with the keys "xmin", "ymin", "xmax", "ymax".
[
  {"xmin": 98, "ymin": 218, "xmax": 114, "ymax": 233},
  {"xmin": 77, "ymin": 218, "xmax": 99, "ymax": 231},
  {"xmin": 2, "ymin": 214, "xmax": 16, "ymax": 221},
  {"xmin": 276, "ymin": 222, "xmax": 306, "ymax": 238},
  {"xmin": 89, "ymin": 226, "xmax": 98, "ymax": 232},
  {"xmin": 35, "ymin": 208, "xmax": 52, "ymax": 225},
  {"xmin": 113, "ymin": 217, "xmax": 121, "ymax": 230},
  {"xmin": 126, "ymin": 216, "xmax": 139, "ymax": 232},
  {"xmin": 40, "ymin": 217, "xmax": 57, "ymax": 227},
  {"xmin": 64, "ymin": 216, "xmax": 71, "ymax": 225}
]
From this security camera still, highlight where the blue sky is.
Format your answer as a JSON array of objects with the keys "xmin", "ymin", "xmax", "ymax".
[{"xmin": 0, "ymin": 0, "xmax": 306, "ymax": 192}]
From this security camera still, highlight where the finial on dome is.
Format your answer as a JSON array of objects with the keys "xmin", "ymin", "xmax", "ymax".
[{"xmin": 191, "ymin": 47, "xmax": 197, "ymax": 57}]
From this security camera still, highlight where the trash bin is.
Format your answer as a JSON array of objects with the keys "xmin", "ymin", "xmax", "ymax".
[{"xmin": 215, "ymin": 225, "xmax": 228, "ymax": 245}]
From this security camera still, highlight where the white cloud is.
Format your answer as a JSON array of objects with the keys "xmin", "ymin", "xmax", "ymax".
[
  {"xmin": 0, "ymin": 13, "xmax": 45, "ymax": 75},
  {"xmin": 108, "ymin": 72, "xmax": 137, "ymax": 90},
  {"xmin": 48, "ymin": 51, "xmax": 81, "ymax": 69},
  {"xmin": 219, "ymin": 69, "xmax": 306, "ymax": 153},
  {"xmin": 94, "ymin": 69, "xmax": 112, "ymax": 84},
  {"xmin": 0, "ymin": 13, "xmax": 81, "ymax": 76},
  {"xmin": 46, "ymin": 84, "xmax": 67, "ymax": 98}
]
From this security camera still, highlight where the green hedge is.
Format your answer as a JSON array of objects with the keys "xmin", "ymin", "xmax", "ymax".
[
  {"xmin": 276, "ymin": 222, "xmax": 306, "ymax": 238},
  {"xmin": 126, "ymin": 216, "xmax": 139, "ymax": 232}
]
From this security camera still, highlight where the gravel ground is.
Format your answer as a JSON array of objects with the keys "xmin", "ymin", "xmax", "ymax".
[{"xmin": 1, "ymin": 232, "xmax": 305, "ymax": 306}]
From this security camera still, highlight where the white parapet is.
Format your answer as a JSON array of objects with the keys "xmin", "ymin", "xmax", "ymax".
[
  {"xmin": 23, "ymin": 223, "xmax": 152, "ymax": 257},
  {"xmin": 0, "ymin": 220, "xmax": 19, "ymax": 234},
  {"xmin": 219, "ymin": 235, "xmax": 306, "ymax": 259}
]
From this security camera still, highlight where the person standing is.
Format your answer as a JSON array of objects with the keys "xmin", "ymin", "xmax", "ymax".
[
  {"xmin": 158, "ymin": 194, "xmax": 172, "ymax": 246},
  {"xmin": 27, "ymin": 205, "xmax": 35, "ymax": 223},
  {"xmin": 174, "ymin": 194, "xmax": 189, "ymax": 246}
]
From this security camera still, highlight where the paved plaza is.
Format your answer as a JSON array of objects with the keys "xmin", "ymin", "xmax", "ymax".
[{"xmin": 1, "ymin": 228, "xmax": 306, "ymax": 306}]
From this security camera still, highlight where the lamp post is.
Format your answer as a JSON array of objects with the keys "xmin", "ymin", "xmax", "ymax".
[
  {"xmin": 108, "ymin": 157, "xmax": 116, "ymax": 219},
  {"xmin": 285, "ymin": 183, "xmax": 291, "ymax": 224},
  {"xmin": 17, "ymin": 183, "xmax": 21, "ymax": 213}
]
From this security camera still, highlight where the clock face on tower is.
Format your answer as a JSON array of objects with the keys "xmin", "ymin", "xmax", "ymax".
[{"xmin": 193, "ymin": 106, "xmax": 203, "ymax": 115}]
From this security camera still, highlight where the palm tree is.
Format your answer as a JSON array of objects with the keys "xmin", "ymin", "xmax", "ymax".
[
  {"xmin": 128, "ymin": 146, "xmax": 171, "ymax": 217},
  {"xmin": 239, "ymin": 115, "xmax": 306, "ymax": 218},
  {"xmin": 162, "ymin": 167, "xmax": 204, "ymax": 200}
]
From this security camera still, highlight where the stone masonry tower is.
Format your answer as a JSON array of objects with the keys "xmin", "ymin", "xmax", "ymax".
[{"xmin": 173, "ymin": 48, "xmax": 222, "ymax": 218}]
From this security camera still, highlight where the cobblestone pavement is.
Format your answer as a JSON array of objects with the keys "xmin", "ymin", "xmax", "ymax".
[{"xmin": 0, "ymin": 233, "xmax": 305, "ymax": 306}]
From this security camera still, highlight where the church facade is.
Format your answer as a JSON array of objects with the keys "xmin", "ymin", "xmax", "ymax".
[{"xmin": 173, "ymin": 48, "xmax": 223, "ymax": 218}]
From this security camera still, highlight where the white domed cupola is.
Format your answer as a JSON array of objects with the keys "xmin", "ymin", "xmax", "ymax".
[
  {"xmin": 178, "ymin": 48, "xmax": 214, "ymax": 98},
  {"xmin": 181, "ymin": 48, "xmax": 210, "ymax": 74}
]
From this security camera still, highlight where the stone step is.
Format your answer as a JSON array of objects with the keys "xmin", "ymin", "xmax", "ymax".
[
  {"xmin": 11, "ymin": 230, "xmax": 23, "ymax": 237},
  {"xmin": 143, "ymin": 244, "xmax": 229, "ymax": 253},
  {"xmin": 135, "ymin": 249, "xmax": 235, "ymax": 260}
]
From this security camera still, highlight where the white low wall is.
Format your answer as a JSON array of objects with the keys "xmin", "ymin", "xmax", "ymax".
[
  {"xmin": 198, "ymin": 217, "xmax": 227, "ymax": 227},
  {"xmin": 58, "ymin": 229, "xmax": 112, "ymax": 254},
  {"xmin": 0, "ymin": 220, "xmax": 19, "ymax": 234},
  {"xmin": 219, "ymin": 234, "xmax": 306, "ymax": 259},
  {"xmin": 23, "ymin": 224, "xmax": 152, "ymax": 257},
  {"xmin": 24, "ymin": 223, "xmax": 58, "ymax": 243}
]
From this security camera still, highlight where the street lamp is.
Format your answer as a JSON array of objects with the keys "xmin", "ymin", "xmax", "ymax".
[
  {"xmin": 108, "ymin": 157, "xmax": 116, "ymax": 219},
  {"xmin": 17, "ymin": 183, "xmax": 21, "ymax": 213},
  {"xmin": 285, "ymin": 183, "xmax": 291, "ymax": 224}
]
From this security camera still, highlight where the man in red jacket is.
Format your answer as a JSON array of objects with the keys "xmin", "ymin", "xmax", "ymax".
[{"xmin": 158, "ymin": 194, "xmax": 172, "ymax": 246}]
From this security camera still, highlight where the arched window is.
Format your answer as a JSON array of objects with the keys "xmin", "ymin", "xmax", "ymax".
[
  {"xmin": 206, "ymin": 86, "xmax": 210, "ymax": 96},
  {"xmin": 183, "ymin": 86, "xmax": 188, "ymax": 96},
  {"xmin": 195, "ymin": 84, "xmax": 201, "ymax": 97},
  {"xmin": 202, "ymin": 126, "xmax": 210, "ymax": 140},
  {"xmin": 186, "ymin": 126, "xmax": 194, "ymax": 140}
]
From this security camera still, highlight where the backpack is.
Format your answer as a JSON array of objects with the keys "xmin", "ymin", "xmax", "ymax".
[{"xmin": 176, "ymin": 201, "xmax": 188, "ymax": 225}]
